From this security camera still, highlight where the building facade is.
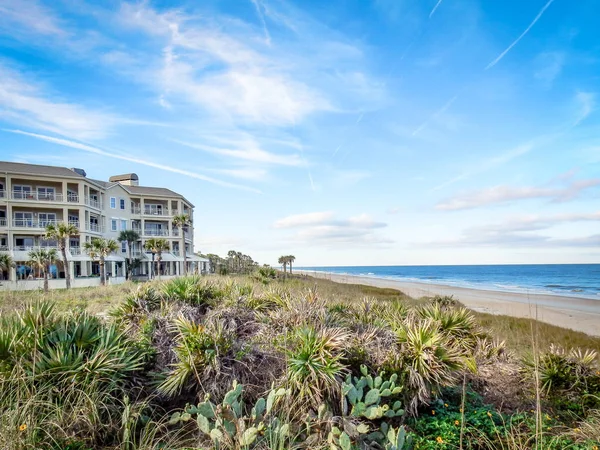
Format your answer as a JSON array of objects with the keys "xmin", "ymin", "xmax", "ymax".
[{"xmin": 0, "ymin": 161, "xmax": 207, "ymax": 287}]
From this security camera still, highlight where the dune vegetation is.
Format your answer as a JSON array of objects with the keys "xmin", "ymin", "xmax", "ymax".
[{"xmin": 0, "ymin": 274, "xmax": 599, "ymax": 449}]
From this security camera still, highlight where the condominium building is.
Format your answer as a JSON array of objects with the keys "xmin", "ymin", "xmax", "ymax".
[{"xmin": 0, "ymin": 161, "xmax": 207, "ymax": 287}]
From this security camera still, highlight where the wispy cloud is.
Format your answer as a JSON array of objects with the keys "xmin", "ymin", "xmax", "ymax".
[
  {"xmin": 250, "ymin": 0, "xmax": 271, "ymax": 45},
  {"xmin": 534, "ymin": 51, "xmax": 565, "ymax": 87},
  {"xmin": 573, "ymin": 91, "xmax": 596, "ymax": 126},
  {"xmin": 437, "ymin": 176, "xmax": 600, "ymax": 210},
  {"xmin": 0, "ymin": 0, "xmax": 65, "ymax": 37},
  {"xmin": 275, "ymin": 211, "xmax": 391, "ymax": 246},
  {"xmin": 412, "ymin": 94, "xmax": 458, "ymax": 136},
  {"xmin": 3, "ymin": 129, "xmax": 260, "ymax": 192},
  {"xmin": 485, "ymin": 0, "xmax": 555, "ymax": 70},
  {"xmin": 171, "ymin": 137, "xmax": 303, "ymax": 166},
  {"xmin": 423, "ymin": 212, "xmax": 600, "ymax": 248},
  {"xmin": 0, "ymin": 63, "xmax": 119, "ymax": 139},
  {"xmin": 429, "ymin": 0, "xmax": 444, "ymax": 18}
]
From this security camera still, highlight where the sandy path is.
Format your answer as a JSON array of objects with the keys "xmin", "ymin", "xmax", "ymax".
[{"xmin": 297, "ymin": 271, "xmax": 600, "ymax": 337}]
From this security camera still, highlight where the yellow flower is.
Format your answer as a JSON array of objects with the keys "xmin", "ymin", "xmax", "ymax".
[
  {"xmin": 545, "ymin": 414, "xmax": 551, "ymax": 421},
  {"xmin": 459, "ymin": 408, "xmax": 463, "ymax": 413},
  {"xmin": 547, "ymin": 427, "xmax": 552, "ymax": 431},
  {"xmin": 573, "ymin": 428, "xmax": 581, "ymax": 432},
  {"xmin": 436, "ymin": 436, "xmax": 444, "ymax": 444},
  {"xmin": 19, "ymin": 423, "xmax": 27, "ymax": 432},
  {"xmin": 432, "ymin": 410, "xmax": 436, "ymax": 415},
  {"xmin": 487, "ymin": 412, "xmax": 492, "ymax": 418},
  {"xmin": 454, "ymin": 420, "xmax": 460, "ymax": 426},
  {"xmin": 444, "ymin": 403, "xmax": 448, "ymax": 407},
  {"xmin": 592, "ymin": 446, "xmax": 598, "ymax": 450}
]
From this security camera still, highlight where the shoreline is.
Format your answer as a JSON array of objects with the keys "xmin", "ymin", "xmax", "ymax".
[{"xmin": 297, "ymin": 270, "xmax": 600, "ymax": 337}]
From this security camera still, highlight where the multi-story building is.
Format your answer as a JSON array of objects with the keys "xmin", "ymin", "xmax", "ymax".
[{"xmin": 0, "ymin": 161, "xmax": 207, "ymax": 287}]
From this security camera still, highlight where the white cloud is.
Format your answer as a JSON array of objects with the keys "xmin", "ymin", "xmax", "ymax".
[
  {"xmin": 0, "ymin": 0, "xmax": 65, "ymax": 37},
  {"xmin": 3, "ymin": 129, "xmax": 260, "ymax": 192},
  {"xmin": 437, "ymin": 176, "xmax": 600, "ymax": 210},
  {"xmin": 485, "ymin": 0, "xmax": 555, "ymax": 70},
  {"xmin": 534, "ymin": 51, "xmax": 565, "ymax": 86},
  {"xmin": 0, "ymin": 63, "xmax": 119, "ymax": 139},
  {"xmin": 573, "ymin": 91, "xmax": 596, "ymax": 126},
  {"xmin": 274, "ymin": 211, "xmax": 335, "ymax": 228}
]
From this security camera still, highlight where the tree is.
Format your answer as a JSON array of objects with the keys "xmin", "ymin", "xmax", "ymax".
[
  {"xmin": 0, "ymin": 253, "xmax": 15, "ymax": 281},
  {"xmin": 172, "ymin": 214, "xmax": 191, "ymax": 276},
  {"xmin": 118, "ymin": 230, "xmax": 140, "ymax": 280},
  {"xmin": 27, "ymin": 248, "xmax": 58, "ymax": 293},
  {"xmin": 144, "ymin": 238, "xmax": 169, "ymax": 279},
  {"xmin": 45, "ymin": 222, "xmax": 78, "ymax": 289},
  {"xmin": 278, "ymin": 256, "xmax": 288, "ymax": 275},
  {"xmin": 84, "ymin": 238, "xmax": 119, "ymax": 286},
  {"xmin": 287, "ymin": 255, "xmax": 296, "ymax": 274}
]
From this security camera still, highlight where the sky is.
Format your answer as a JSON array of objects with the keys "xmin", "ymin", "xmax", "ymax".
[{"xmin": 0, "ymin": 0, "xmax": 599, "ymax": 266}]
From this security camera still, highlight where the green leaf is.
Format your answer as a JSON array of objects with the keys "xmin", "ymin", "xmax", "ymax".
[
  {"xmin": 392, "ymin": 401, "xmax": 402, "ymax": 411},
  {"xmin": 197, "ymin": 414, "xmax": 212, "ymax": 434},
  {"xmin": 346, "ymin": 386, "xmax": 359, "ymax": 405},
  {"xmin": 339, "ymin": 432, "xmax": 351, "ymax": 450},
  {"xmin": 364, "ymin": 388, "xmax": 380, "ymax": 406},
  {"xmin": 196, "ymin": 401, "xmax": 216, "ymax": 419},
  {"xmin": 360, "ymin": 365, "xmax": 368, "ymax": 376},
  {"xmin": 210, "ymin": 428, "xmax": 224, "ymax": 442},
  {"xmin": 253, "ymin": 397, "xmax": 266, "ymax": 418},
  {"xmin": 239, "ymin": 427, "xmax": 258, "ymax": 446},
  {"xmin": 374, "ymin": 376, "xmax": 382, "ymax": 388},
  {"xmin": 356, "ymin": 423, "xmax": 369, "ymax": 434},
  {"xmin": 380, "ymin": 388, "xmax": 392, "ymax": 397},
  {"xmin": 364, "ymin": 406, "xmax": 384, "ymax": 420},
  {"xmin": 168, "ymin": 412, "xmax": 181, "ymax": 425},
  {"xmin": 224, "ymin": 383, "xmax": 243, "ymax": 406}
]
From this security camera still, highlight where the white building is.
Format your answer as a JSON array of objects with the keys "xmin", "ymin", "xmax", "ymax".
[{"xmin": 0, "ymin": 161, "xmax": 208, "ymax": 289}]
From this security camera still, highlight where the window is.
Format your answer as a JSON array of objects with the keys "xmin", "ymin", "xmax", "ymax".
[
  {"xmin": 37, "ymin": 187, "xmax": 55, "ymax": 200},
  {"xmin": 13, "ymin": 212, "xmax": 33, "ymax": 227},
  {"xmin": 111, "ymin": 219, "xmax": 117, "ymax": 231},
  {"xmin": 120, "ymin": 198, "xmax": 126, "ymax": 210},
  {"xmin": 121, "ymin": 241, "xmax": 127, "ymax": 253},
  {"xmin": 110, "ymin": 197, "xmax": 116, "ymax": 209},
  {"xmin": 38, "ymin": 213, "xmax": 56, "ymax": 227},
  {"xmin": 12, "ymin": 185, "xmax": 32, "ymax": 199},
  {"xmin": 121, "ymin": 219, "xmax": 127, "ymax": 230}
]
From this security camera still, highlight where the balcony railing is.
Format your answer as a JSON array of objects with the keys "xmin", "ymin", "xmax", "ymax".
[
  {"xmin": 143, "ymin": 207, "xmax": 170, "ymax": 216},
  {"xmin": 86, "ymin": 223, "xmax": 103, "ymax": 233},
  {"xmin": 70, "ymin": 247, "xmax": 82, "ymax": 255},
  {"xmin": 84, "ymin": 196, "xmax": 102, "ymax": 209},
  {"xmin": 11, "ymin": 191, "xmax": 65, "ymax": 202},
  {"xmin": 0, "ymin": 190, "xmax": 6, "ymax": 199},
  {"xmin": 12, "ymin": 245, "xmax": 59, "ymax": 252},
  {"xmin": 143, "ymin": 229, "xmax": 169, "ymax": 236},
  {"xmin": 12, "ymin": 219, "xmax": 58, "ymax": 228},
  {"xmin": 0, "ymin": 218, "xmax": 6, "ymax": 227},
  {"xmin": 131, "ymin": 207, "xmax": 142, "ymax": 214}
]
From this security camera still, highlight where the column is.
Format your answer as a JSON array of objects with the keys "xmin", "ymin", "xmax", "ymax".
[
  {"xmin": 81, "ymin": 260, "xmax": 88, "ymax": 277},
  {"xmin": 62, "ymin": 181, "xmax": 67, "ymax": 202},
  {"xmin": 78, "ymin": 182, "xmax": 84, "ymax": 205}
]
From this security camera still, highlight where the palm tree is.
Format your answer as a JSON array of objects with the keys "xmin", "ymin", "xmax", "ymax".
[
  {"xmin": 278, "ymin": 256, "xmax": 288, "ymax": 275},
  {"xmin": 144, "ymin": 238, "xmax": 169, "ymax": 279},
  {"xmin": 45, "ymin": 222, "xmax": 79, "ymax": 289},
  {"xmin": 172, "ymin": 214, "xmax": 191, "ymax": 276},
  {"xmin": 0, "ymin": 253, "xmax": 15, "ymax": 281},
  {"xmin": 118, "ymin": 230, "xmax": 140, "ymax": 280},
  {"xmin": 287, "ymin": 255, "xmax": 296, "ymax": 274},
  {"xmin": 27, "ymin": 248, "xmax": 58, "ymax": 293},
  {"xmin": 83, "ymin": 238, "xmax": 119, "ymax": 286}
]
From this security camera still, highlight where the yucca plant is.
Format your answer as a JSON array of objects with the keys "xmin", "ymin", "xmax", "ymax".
[
  {"xmin": 418, "ymin": 303, "xmax": 482, "ymax": 352},
  {"xmin": 387, "ymin": 318, "xmax": 463, "ymax": 412},
  {"xmin": 157, "ymin": 315, "xmax": 234, "ymax": 397},
  {"xmin": 285, "ymin": 327, "xmax": 350, "ymax": 409}
]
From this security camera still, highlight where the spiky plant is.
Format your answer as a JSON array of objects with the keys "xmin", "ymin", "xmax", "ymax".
[
  {"xmin": 285, "ymin": 327, "xmax": 350, "ymax": 408},
  {"xmin": 161, "ymin": 275, "xmax": 221, "ymax": 306},
  {"xmin": 157, "ymin": 315, "xmax": 234, "ymax": 397},
  {"xmin": 418, "ymin": 304, "xmax": 482, "ymax": 352},
  {"xmin": 144, "ymin": 238, "xmax": 169, "ymax": 279},
  {"xmin": 172, "ymin": 214, "xmax": 191, "ymax": 275},
  {"xmin": 387, "ymin": 318, "xmax": 463, "ymax": 412}
]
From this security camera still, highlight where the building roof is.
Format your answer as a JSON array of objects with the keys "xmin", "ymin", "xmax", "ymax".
[
  {"xmin": 0, "ymin": 161, "xmax": 194, "ymax": 207},
  {"xmin": 109, "ymin": 173, "xmax": 139, "ymax": 182},
  {"xmin": 0, "ymin": 161, "xmax": 85, "ymax": 178}
]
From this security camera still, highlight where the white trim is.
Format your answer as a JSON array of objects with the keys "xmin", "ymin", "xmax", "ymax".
[{"xmin": 110, "ymin": 197, "xmax": 116, "ymax": 209}]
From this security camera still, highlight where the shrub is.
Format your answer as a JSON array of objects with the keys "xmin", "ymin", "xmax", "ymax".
[{"xmin": 161, "ymin": 276, "xmax": 222, "ymax": 306}]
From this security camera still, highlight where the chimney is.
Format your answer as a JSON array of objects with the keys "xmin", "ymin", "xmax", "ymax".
[
  {"xmin": 109, "ymin": 173, "xmax": 139, "ymax": 186},
  {"xmin": 70, "ymin": 168, "xmax": 87, "ymax": 177}
]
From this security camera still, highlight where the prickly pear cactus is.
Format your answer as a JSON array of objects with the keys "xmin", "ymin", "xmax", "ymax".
[{"xmin": 342, "ymin": 365, "xmax": 405, "ymax": 420}]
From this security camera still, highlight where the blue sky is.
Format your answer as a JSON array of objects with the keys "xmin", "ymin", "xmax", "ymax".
[{"xmin": 0, "ymin": 0, "xmax": 598, "ymax": 266}]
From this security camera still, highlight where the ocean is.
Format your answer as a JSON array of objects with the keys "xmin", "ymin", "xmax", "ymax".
[{"xmin": 297, "ymin": 264, "xmax": 600, "ymax": 300}]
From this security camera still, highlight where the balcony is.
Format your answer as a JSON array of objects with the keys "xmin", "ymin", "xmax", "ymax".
[
  {"xmin": 0, "ymin": 190, "xmax": 6, "ymax": 199},
  {"xmin": 143, "ymin": 207, "xmax": 170, "ymax": 216},
  {"xmin": 12, "ymin": 245, "xmax": 59, "ymax": 252},
  {"xmin": 86, "ymin": 222, "xmax": 103, "ymax": 233},
  {"xmin": 0, "ymin": 218, "xmax": 6, "ymax": 227},
  {"xmin": 12, "ymin": 219, "xmax": 59, "ymax": 229},
  {"xmin": 84, "ymin": 196, "xmax": 102, "ymax": 209},
  {"xmin": 70, "ymin": 246, "xmax": 82, "ymax": 255}
]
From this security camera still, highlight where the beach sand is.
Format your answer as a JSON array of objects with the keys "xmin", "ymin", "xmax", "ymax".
[{"xmin": 297, "ymin": 271, "xmax": 600, "ymax": 337}]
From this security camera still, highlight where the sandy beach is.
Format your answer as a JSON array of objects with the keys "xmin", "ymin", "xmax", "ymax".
[{"xmin": 297, "ymin": 271, "xmax": 600, "ymax": 337}]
